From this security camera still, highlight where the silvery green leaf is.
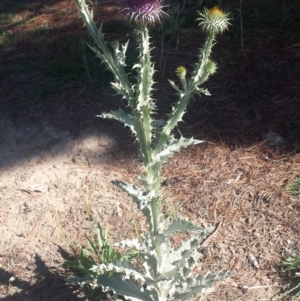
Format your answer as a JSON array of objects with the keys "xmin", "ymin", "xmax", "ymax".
[
  {"xmin": 115, "ymin": 239, "xmax": 160, "ymax": 279},
  {"xmin": 112, "ymin": 181, "xmax": 150, "ymax": 211},
  {"xmin": 98, "ymin": 108, "xmax": 135, "ymax": 130},
  {"xmin": 170, "ymin": 236, "xmax": 200, "ymax": 268},
  {"xmin": 92, "ymin": 261, "xmax": 147, "ymax": 281},
  {"xmin": 96, "ymin": 274, "xmax": 156, "ymax": 301},
  {"xmin": 99, "ymin": 109, "xmax": 153, "ymax": 165},
  {"xmin": 155, "ymin": 236, "xmax": 194, "ymax": 279},
  {"xmin": 174, "ymin": 271, "xmax": 233, "ymax": 300},
  {"xmin": 174, "ymin": 282, "xmax": 214, "ymax": 300},
  {"xmin": 89, "ymin": 46, "xmax": 117, "ymax": 77},
  {"xmin": 195, "ymin": 271, "xmax": 234, "ymax": 286},
  {"xmin": 96, "ymin": 108, "xmax": 136, "ymax": 133},
  {"xmin": 115, "ymin": 238, "xmax": 144, "ymax": 251},
  {"xmin": 110, "ymin": 40, "xmax": 128, "ymax": 67},
  {"xmin": 75, "ymin": 0, "xmax": 98, "ymax": 44},
  {"xmin": 92, "ymin": 261, "xmax": 164, "ymax": 300},
  {"xmin": 110, "ymin": 82, "xmax": 130, "ymax": 98},
  {"xmin": 67, "ymin": 274, "xmax": 93, "ymax": 286},
  {"xmin": 142, "ymin": 251, "xmax": 159, "ymax": 279},
  {"xmin": 112, "ymin": 180, "xmax": 155, "ymax": 231},
  {"xmin": 133, "ymin": 63, "xmax": 141, "ymax": 70},
  {"xmin": 195, "ymin": 87, "xmax": 211, "ymax": 96},
  {"xmin": 156, "ymin": 279, "xmax": 177, "ymax": 301},
  {"xmin": 163, "ymin": 218, "xmax": 212, "ymax": 237},
  {"xmin": 152, "ymin": 137, "xmax": 203, "ymax": 175},
  {"xmin": 168, "ymin": 80, "xmax": 181, "ymax": 93},
  {"xmin": 146, "ymin": 137, "xmax": 203, "ymax": 194},
  {"xmin": 152, "ymin": 234, "xmax": 202, "ymax": 280}
]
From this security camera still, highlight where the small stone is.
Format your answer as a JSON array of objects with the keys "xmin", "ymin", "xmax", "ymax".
[{"xmin": 262, "ymin": 129, "xmax": 284, "ymax": 146}]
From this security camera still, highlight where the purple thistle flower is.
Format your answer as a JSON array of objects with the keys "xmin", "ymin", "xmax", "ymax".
[{"xmin": 124, "ymin": 0, "xmax": 164, "ymax": 25}]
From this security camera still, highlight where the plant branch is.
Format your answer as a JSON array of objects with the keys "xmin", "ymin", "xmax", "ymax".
[{"xmin": 74, "ymin": 0, "xmax": 134, "ymax": 101}]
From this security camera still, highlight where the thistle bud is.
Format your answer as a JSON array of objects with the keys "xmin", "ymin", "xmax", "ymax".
[
  {"xmin": 124, "ymin": 0, "xmax": 164, "ymax": 26},
  {"xmin": 206, "ymin": 59, "xmax": 217, "ymax": 75},
  {"xmin": 197, "ymin": 6, "xmax": 230, "ymax": 35},
  {"xmin": 176, "ymin": 66, "xmax": 187, "ymax": 79}
]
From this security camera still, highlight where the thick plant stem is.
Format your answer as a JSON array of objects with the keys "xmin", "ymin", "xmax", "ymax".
[
  {"xmin": 135, "ymin": 25, "xmax": 155, "ymax": 167},
  {"xmin": 151, "ymin": 195, "xmax": 160, "ymax": 237},
  {"xmin": 192, "ymin": 32, "xmax": 215, "ymax": 86},
  {"xmin": 135, "ymin": 25, "xmax": 161, "ymax": 242}
]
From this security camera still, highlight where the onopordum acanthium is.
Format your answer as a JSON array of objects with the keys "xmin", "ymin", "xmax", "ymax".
[{"xmin": 69, "ymin": 1, "xmax": 233, "ymax": 300}]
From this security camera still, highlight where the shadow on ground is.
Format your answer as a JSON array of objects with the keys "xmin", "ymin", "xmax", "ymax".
[{"xmin": 0, "ymin": 253, "xmax": 79, "ymax": 301}]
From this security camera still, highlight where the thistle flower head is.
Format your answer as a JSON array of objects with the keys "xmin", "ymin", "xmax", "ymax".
[
  {"xmin": 124, "ymin": 0, "xmax": 164, "ymax": 26},
  {"xmin": 197, "ymin": 6, "xmax": 230, "ymax": 35}
]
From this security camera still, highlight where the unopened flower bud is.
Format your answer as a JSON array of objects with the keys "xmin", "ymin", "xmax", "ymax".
[
  {"xmin": 206, "ymin": 59, "xmax": 217, "ymax": 75},
  {"xmin": 176, "ymin": 66, "xmax": 187, "ymax": 79}
]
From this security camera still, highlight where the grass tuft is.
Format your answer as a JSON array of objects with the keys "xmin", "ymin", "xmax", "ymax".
[
  {"xmin": 280, "ymin": 252, "xmax": 300, "ymax": 300},
  {"xmin": 287, "ymin": 177, "xmax": 300, "ymax": 198}
]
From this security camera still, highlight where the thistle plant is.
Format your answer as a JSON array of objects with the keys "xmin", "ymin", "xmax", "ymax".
[{"xmin": 70, "ymin": 1, "xmax": 232, "ymax": 300}]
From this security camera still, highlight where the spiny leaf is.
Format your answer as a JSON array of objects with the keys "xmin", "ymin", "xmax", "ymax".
[
  {"xmin": 67, "ymin": 274, "xmax": 94, "ymax": 286},
  {"xmin": 112, "ymin": 181, "xmax": 150, "ymax": 211},
  {"xmin": 96, "ymin": 274, "xmax": 155, "ymax": 301},
  {"xmin": 110, "ymin": 81, "xmax": 130, "ymax": 98},
  {"xmin": 152, "ymin": 137, "xmax": 203, "ymax": 176},
  {"xmin": 195, "ymin": 87, "xmax": 211, "ymax": 96},
  {"xmin": 116, "ymin": 238, "xmax": 144, "ymax": 251},
  {"xmin": 98, "ymin": 109, "xmax": 151, "ymax": 162},
  {"xmin": 174, "ymin": 271, "xmax": 233, "ymax": 300},
  {"xmin": 170, "ymin": 236, "xmax": 200, "ymax": 268},
  {"xmin": 156, "ymin": 137, "xmax": 202, "ymax": 161},
  {"xmin": 168, "ymin": 80, "xmax": 181, "ymax": 93},
  {"xmin": 142, "ymin": 252, "xmax": 159, "ymax": 279},
  {"xmin": 112, "ymin": 180, "xmax": 155, "ymax": 232},
  {"xmin": 163, "ymin": 218, "xmax": 212, "ymax": 237},
  {"xmin": 91, "ymin": 261, "xmax": 157, "ymax": 289},
  {"xmin": 110, "ymin": 40, "xmax": 129, "ymax": 68},
  {"xmin": 98, "ymin": 108, "xmax": 135, "ymax": 130}
]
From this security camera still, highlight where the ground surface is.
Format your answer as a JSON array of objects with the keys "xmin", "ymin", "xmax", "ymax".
[{"xmin": 1, "ymin": 0, "xmax": 300, "ymax": 300}]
